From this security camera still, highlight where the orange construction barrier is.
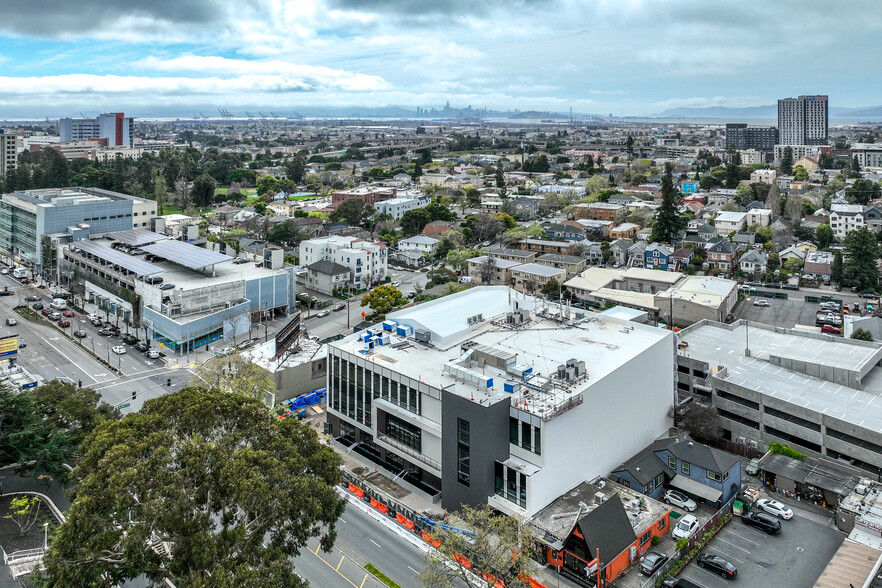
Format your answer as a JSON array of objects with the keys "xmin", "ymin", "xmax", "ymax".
[{"xmin": 347, "ymin": 483, "xmax": 364, "ymax": 498}]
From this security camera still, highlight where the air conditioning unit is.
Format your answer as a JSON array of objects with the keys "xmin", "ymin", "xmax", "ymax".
[
  {"xmin": 736, "ymin": 437, "xmax": 747, "ymax": 445},
  {"xmin": 748, "ymin": 440, "xmax": 758, "ymax": 450}
]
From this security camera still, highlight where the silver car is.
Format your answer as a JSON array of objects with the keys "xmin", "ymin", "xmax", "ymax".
[{"xmin": 663, "ymin": 489, "xmax": 697, "ymax": 512}]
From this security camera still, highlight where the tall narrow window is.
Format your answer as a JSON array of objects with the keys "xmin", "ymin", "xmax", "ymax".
[
  {"xmin": 534, "ymin": 426, "xmax": 541, "ymax": 455},
  {"xmin": 510, "ymin": 417, "xmax": 519, "ymax": 445},
  {"xmin": 457, "ymin": 418, "xmax": 470, "ymax": 486},
  {"xmin": 521, "ymin": 421, "xmax": 531, "ymax": 451}
]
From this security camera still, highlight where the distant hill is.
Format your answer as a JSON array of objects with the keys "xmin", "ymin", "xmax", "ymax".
[{"xmin": 657, "ymin": 104, "xmax": 882, "ymax": 120}]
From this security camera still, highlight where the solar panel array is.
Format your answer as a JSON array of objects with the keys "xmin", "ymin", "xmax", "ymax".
[
  {"xmin": 72, "ymin": 240, "xmax": 164, "ymax": 276},
  {"xmin": 141, "ymin": 240, "xmax": 233, "ymax": 270},
  {"xmin": 106, "ymin": 229, "xmax": 169, "ymax": 247}
]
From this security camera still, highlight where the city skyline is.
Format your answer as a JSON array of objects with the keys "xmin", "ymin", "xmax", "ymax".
[{"xmin": 0, "ymin": 0, "xmax": 880, "ymax": 118}]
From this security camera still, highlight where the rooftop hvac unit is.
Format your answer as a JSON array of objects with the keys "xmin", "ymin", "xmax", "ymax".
[
  {"xmin": 856, "ymin": 484, "xmax": 868, "ymax": 496},
  {"xmin": 414, "ymin": 329, "xmax": 431, "ymax": 343},
  {"xmin": 565, "ymin": 367, "xmax": 576, "ymax": 381},
  {"xmin": 748, "ymin": 440, "xmax": 758, "ymax": 450},
  {"xmin": 557, "ymin": 365, "xmax": 567, "ymax": 379},
  {"xmin": 396, "ymin": 325, "xmax": 413, "ymax": 338},
  {"xmin": 382, "ymin": 320, "xmax": 397, "ymax": 332},
  {"xmin": 503, "ymin": 381, "xmax": 521, "ymax": 394},
  {"xmin": 594, "ymin": 492, "xmax": 606, "ymax": 504}
]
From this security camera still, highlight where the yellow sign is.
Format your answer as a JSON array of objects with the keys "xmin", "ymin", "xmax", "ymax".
[{"xmin": 0, "ymin": 336, "xmax": 19, "ymax": 358}]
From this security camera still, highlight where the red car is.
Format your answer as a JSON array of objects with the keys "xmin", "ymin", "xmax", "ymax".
[
  {"xmin": 821, "ymin": 325, "xmax": 841, "ymax": 334},
  {"xmin": 62, "ymin": 310, "xmax": 75, "ymax": 317},
  {"xmin": 59, "ymin": 319, "xmax": 71, "ymax": 327}
]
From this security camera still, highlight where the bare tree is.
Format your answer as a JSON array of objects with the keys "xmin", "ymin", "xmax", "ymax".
[
  {"xmin": 766, "ymin": 183, "xmax": 781, "ymax": 215},
  {"xmin": 478, "ymin": 256, "xmax": 497, "ymax": 284}
]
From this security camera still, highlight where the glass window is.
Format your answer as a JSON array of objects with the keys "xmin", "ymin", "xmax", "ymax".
[
  {"xmin": 658, "ymin": 518, "xmax": 666, "ymax": 530},
  {"xmin": 495, "ymin": 462, "xmax": 504, "ymax": 496},
  {"xmin": 640, "ymin": 531, "xmax": 651, "ymax": 546},
  {"xmin": 507, "ymin": 467, "xmax": 517, "ymax": 502},
  {"xmin": 645, "ymin": 480, "xmax": 654, "ymax": 494},
  {"xmin": 519, "ymin": 473, "xmax": 527, "ymax": 508},
  {"xmin": 655, "ymin": 473, "xmax": 664, "ymax": 487},
  {"xmin": 681, "ymin": 462, "xmax": 691, "ymax": 475},
  {"xmin": 668, "ymin": 456, "xmax": 676, "ymax": 469},
  {"xmin": 521, "ymin": 421, "xmax": 531, "ymax": 451},
  {"xmin": 510, "ymin": 417, "xmax": 519, "ymax": 445},
  {"xmin": 534, "ymin": 426, "xmax": 541, "ymax": 455}
]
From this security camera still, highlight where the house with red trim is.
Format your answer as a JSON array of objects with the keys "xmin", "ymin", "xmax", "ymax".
[{"xmin": 527, "ymin": 478, "xmax": 671, "ymax": 586}]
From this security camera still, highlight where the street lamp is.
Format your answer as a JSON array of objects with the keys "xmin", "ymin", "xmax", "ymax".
[{"xmin": 43, "ymin": 522, "xmax": 48, "ymax": 550}]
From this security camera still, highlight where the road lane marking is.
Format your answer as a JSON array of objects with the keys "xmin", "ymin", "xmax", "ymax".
[
  {"xmin": 724, "ymin": 529, "xmax": 759, "ymax": 546},
  {"xmin": 360, "ymin": 573, "xmax": 368, "ymax": 588},
  {"xmin": 708, "ymin": 545, "xmax": 744, "ymax": 564},
  {"xmin": 336, "ymin": 555, "xmax": 345, "ymax": 571},
  {"xmin": 309, "ymin": 548, "xmax": 359, "ymax": 588},
  {"xmin": 408, "ymin": 566, "xmax": 419, "ymax": 575},
  {"xmin": 717, "ymin": 537, "xmax": 751, "ymax": 553},
  {"xmin": 340, "ymin": 518, "xmax": 347, "ymax": 524},
  {"xmin": 369, "ymin": 539, "xmax": 381, "ymax": 548},
  {"xmin": 41, "ymin": 336, "xmax": 99, "ymax": 383}
]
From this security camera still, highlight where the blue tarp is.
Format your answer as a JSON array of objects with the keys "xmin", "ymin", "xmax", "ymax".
[{"xmin": 286, "ymin": 388, "xmax": 327, "ymax": 410}]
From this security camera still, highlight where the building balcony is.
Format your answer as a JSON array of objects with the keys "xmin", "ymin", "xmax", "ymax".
[{"xmin": 375, "ymin": 433, "xmax": 441, "ymax": 474}]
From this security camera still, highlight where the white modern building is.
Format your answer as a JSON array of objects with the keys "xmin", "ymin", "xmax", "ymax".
[
  {"xmin": 326, "ymin": 286, "xmax": 675, "ymax": 517},
  {"xmin": 373, "ymin": 194, "xmax": 430, "ymax": 219},
  {"xmin": 299, "ymin": 235, "xmax": 387, "ymax": 292},
  {"xmin": 714, "ymin": 211, "xmax": 747, "ymax": 237},
  {"xmin": 58, "ymin": 113, "xmax": 134, "ymax": 147},
  {"xmin": 830, "ymin": 204, "xmax": 867, "ymax": 240},
  {"xmin": 851, "ymin": 144, "xmax": 882, "ymax": 170},
  {"xmin": 397, "ymin": 235, "xmax": 439, "ymax": 255}
]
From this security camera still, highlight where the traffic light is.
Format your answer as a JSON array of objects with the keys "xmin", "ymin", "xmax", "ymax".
[
  {"xmin": 167, "ymin": 378, "xmax": 172, "ymax": 387},
  {"xmin": 132, "ymin": 391, "xmax": 136, "ymax": 400}
]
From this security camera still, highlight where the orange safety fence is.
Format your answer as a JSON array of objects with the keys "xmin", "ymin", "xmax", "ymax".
[{"xmin": 347, "ymin": 482, "xmax": 364, "ymax": 498}]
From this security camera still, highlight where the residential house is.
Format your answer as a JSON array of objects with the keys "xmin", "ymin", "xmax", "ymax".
[
  {"xmin": 644, "ymin": 243, "xmax": 674, "ymax": 271},
  {"xmin": 608, "ymin": 239, "xmax": 632, "ymax": 267},
  {"xmin": 536, "ymin": 253, "xmax": 587, "ymax": 279},
  {"xmin": 421, "ymin": 221, "xmax": 455, "ymax": 237},
  {"xmin": 745, "ymin": 208, "xmax": 772, "ymax": 227},
  {"xmin": 575, "ymin": 219, "xmax": 614, "ymax": 240},
  {"xmin": 304, "ymin": 260, "xmax": 349, "ymax": 296},
  {"xmin": 636, "ymin": 227, "xmax": 653, "ymax": 241},
  {"xmin": 512, "ymin": 196, "xmax": 540, "ymax": 219},
  {"xmin": 707, "ymin": 241, "xmax": 737, "ymax": 273},
  {"xmin": 795, "ymin": 241, "xmax": 818, "ymax": 254},
  {"xmin": 830, "ymin": 204, "xmax": 866, "ymax": 240},
  {"xmin": 510, "ymin": 263, "xmax": 566, "ymax": 294},
  {"xmin": 732, "ymin": 232, "xmax": 756, "ymax": 250},
  {"xmin": 544, "ymin": 223, "xmax": 586, "ymax": 242},
  {"xmin": 610, "ymin": 223, "xmax": 640, "ymax": 240},
  {"xmin": 865, "ymin": 204, "xmax": 882, "ymax": 233},
  {"xmin": 626, "ymin": 241, "xmax": 646, "ymax": 268},
  {"xmin": 801, "ymin": 214, "xmax": 828, "ymax": 231},
  {"xmin": 397, "ymin": 235, "xmax": 439, "ymax": 255},
  {"xmin": 374, "ymin": 195, "xmax": 430, "ymax": 220},
  {"xmin": 528, "ymin": 479, "xmax": 671, "ymax": 587},
  {"xmin": 778, "ymin": 245, "xmax": 806, "ymax": 263},
  {"xmin": 803, "ymin": 250, "xmax": 834, "ymax": 280},
  {"xmin": 714, "ymin": 211, "xmax": 748, "ymax": 238},
  {"xmin": 795, "ymin": 156, "xmax": 820, "ymax": 172},
  {"xmin": 210, "ymin": 205, "xmax": 243, "ymax": 225},
  {"xmin": 612, "ymin": 435, "xmax": 741, "ymax": 505},
  {"xmin": 670, "ymin": 248, "xmax": 694, "ymax": 271},
  {"xmin": 389, "ymin": 249, "xmax": 429, "ymax": 268},
  {"xmin": 331, "ymin": 187, "xmax": 394, "ymax": 206},
  {"xmin": 750, "ymin": 169, "xmax": 777, "ymax": 185},
  {"xmin": 466, "ymin": 255, "xmax": 519, "ymax": 285},
  {"xmin": 738, "ymin": 249, "xmax": 768, "ymax": 275}
]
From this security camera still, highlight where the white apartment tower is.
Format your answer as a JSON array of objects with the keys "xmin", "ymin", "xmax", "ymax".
[{"xmin": 777, "ymin": 95, "xmax": 828, "ymax": 146}]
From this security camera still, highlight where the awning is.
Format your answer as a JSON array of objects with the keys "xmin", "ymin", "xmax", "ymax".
[{"xmin": 669, "ymin": 474, "xmax": 723, "ymax": 502}]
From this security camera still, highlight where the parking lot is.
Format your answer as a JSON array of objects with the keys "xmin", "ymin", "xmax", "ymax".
[
  {"xmin": 735, "ymin": 292, "xmax": 875, "ymax": 334},
  {"xmin": 675, "ymin": 511, "xmax": 842, "ymax": 588}
]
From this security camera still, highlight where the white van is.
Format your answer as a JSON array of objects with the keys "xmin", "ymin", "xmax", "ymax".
[
  {"xmin": 12, "ymin": 268, "xmax": 27, "ymax": 279},
  {"xmin": 458, "ymin": 276, "xmax": 475, "ymax": 284},
  {"xmin": 50, "ymin": 298, "xmax": 68, "ymax": 310}
]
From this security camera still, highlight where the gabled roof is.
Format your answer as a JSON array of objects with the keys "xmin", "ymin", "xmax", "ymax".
[
  {"xmin": 575, "ymin": 494, "xmax": 636, "ymax": 567},
  {"xmin": 739, "ymin": 249, "xmax": 767, "ymax": 263},
  {"xmin": 651, "ymin": 435, "xmax": 740, "ymax": 474},
  {"xmin": 612, "ymin": 449, "xmax": 674, "ymax": 486},
  {"xmin": 307, "ymin": 260, "xmax": 349, "ymax": 276},
  {"xmin": 708, "ymin": 241, "xmax": 737, "ymax": 254}
]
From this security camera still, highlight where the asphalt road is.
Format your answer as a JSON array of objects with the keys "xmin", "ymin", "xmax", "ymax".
[
  {"xmin": 0, "ymin": 272, "xmax": 194, "ymax": 411},
  {"xmin": 293, "ymin": 493, "xmax": 432, "ymax": 588}
]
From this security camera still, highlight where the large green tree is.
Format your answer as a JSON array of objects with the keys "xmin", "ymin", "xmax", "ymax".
[
  {"xmin": 844, "ymin": 228, "xmax": 880, "ymax": 292},
  {"xmin": 191, "ymin": 173, "xmax": 217, "ymax": 208},
  {"xmin": 780, "ymin": 147, "xmax": 794, "ymax": 175},
  {"xmin": 651, "ymin": 163, "xmax": 685, "ymax": 244},
  {"xmin": 361, "ymin": 284, "xmax": 406, "ymax": 315},
  {"xmin": 329, "ymin": 197, "xmax": 373, "ymax": 227},
  {"xmin": 28, "ymin": 381, "xmax": 120, "ymax": 448},
  {"xmin": 42, "ymin": 387, "xmax": 345, "ymax": 588}
]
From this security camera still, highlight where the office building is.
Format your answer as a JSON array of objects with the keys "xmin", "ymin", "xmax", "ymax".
[
  {"xmin": 0, "ymin": 188, "xmax": 154, "ymax": 273},
  {"xmin": 326, "ymin": 287, "xmax": 674, "ymax": 517},
  {"xmin": 298, "ymin": 235, "xmax": 387, "ymax": 294},
  {"xmin": 62, "ymin": 230, "xmax": 295, "ymax": 352},
  {"xmin": 851, "ymin": 144, "xmax": 882, "ymax": 169},
  {"xmin": 777, "ymin": 95, "xmax": 828, "ymax": 146},
  {"xmin": 0, "ymin": 130, "xmax": 20, "ymax": 178},
  {"xmin": 725, "ymin": 124, "xmax": 778, "ymax": 151},
  {"xmin": 677, "ymin": 320, "xmax": 882, "ymax": 478},
  {"xmin": 58, "ymin": 113, "xmax": 134, "ymax": 147}
]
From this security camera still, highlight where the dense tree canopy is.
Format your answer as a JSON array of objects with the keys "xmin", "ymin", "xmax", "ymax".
[
  {"xmin": 844, "ymin": 228, "xmax": 880, "ymax": 292},
  {"xmin": 361, "ymin": 285, "xmax": 406, "ymax": 315},
  {"xmin": 651, "ymin": 163, "xmax": 685, "ymax": 244},
  {"xmin": 43, "ymin": 387, "xmax": 345, "ymax": 588}
]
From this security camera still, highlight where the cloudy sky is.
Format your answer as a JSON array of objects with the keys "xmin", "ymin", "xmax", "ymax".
[{"xmin": 0, "ymin": 0, "xmax": 878, "ymax": 118}]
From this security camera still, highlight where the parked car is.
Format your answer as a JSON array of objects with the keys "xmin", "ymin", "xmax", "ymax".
[
  {"xmin": 232, "ymin": 257, "xmax": 248, "ymax": 264},
  {"xmin": 99, "ymin": 327, "xmax": 119, "ymax": 336},
  {"xmin": 745, "ymin": 458, "xmax": 760, "ymax": 476},
  {"xmin": 316, "ymin": 310, "xmax": 330, "ymax": 318},
  {"xmin": 48, "ymin": 311, "xmax": 62, "ymax": 321},
  {"xmin": 237, "ymin": 339, "xmax": 255, "ymax": 350},
  {"xmin": 160, "ymin": 283, "xmax": 176, "ymax": 290},
  {"xmin": 671, "ymin": 514, "xmax": 700, "ymax": 540},
  {"xmin": 58, "ymin": 319, "xmax": 70, "ymax": 328},
  {"xmin": 135, "ymin": 342, "xmax": 149, "ymax": 352},
  {"xmin": 88, "ymin": 313, "xmax": 102, "ymax": 322},
  {"xmin": 753, "ymin": 299, "xmax": 770, "ymax": 307},
  {"xmin": 640, "ymin": 551, "xmax": 669, "ymax": 576},
  {"xmin": 73, "ymin": 330, "xmax": 87, "ymax": 338},
  {"xmin": 741, "ymin": 510, "xmax": 781, "ymax": 534},
  {"xmin": 0, "ymin": 288, "xmax": 11, "ymax": 297},
  {"xmin": 146, "ymin": 350, "xmax": 161, "ymax": 359},
  {"xmin": 62, "ymin": 310, "xmax": 74, "ymax": 317},
  {"xmin": 23, "ymin": 295, "xmax": 40, "ymax": 302},
  {"xmin": 333, "ymin": 303, "xmax": 346, "ymax": 311},
  {"xmin": 663, "ymin": 489, "xmax": 697, "ymax": 512},
  {"xmin": 5, "ymin": 318, "xmax": 16, "ymax": 326},
  {"xmin": 391, "ymin": 280, "xmax": 401, "ymax": 287},
  {"xmin": 0, "ymin": 268, "xmax": 7, "ymax": 274},
  {"xmin": 756, "ymin": 498, "xmax": 793, "ymax": 519},
  {"xmin": 122, "ymin": 334, "xmax": 139, "ymax": 345},
  {"xmin": 821, "ymin": 325, "xmax": 841, "ymax": 334},
  {"xmin": 111, "ymin": 345, "xmax": 126, "ymax": 355},
  {"xmin": 696, "ymin": 553, "xmax": 737, "ymax": 579},
  {"xmin": 406, "ymin": 291, "xmax": 416, "ymax": 299},
  {"xmin": 32, "ymin": 302, "xmax": 43, "ymax": 310},
  {"xmin": 90, "ymin": 318, "xmax": 104, "ymax": 327},
  {"xmin": 724, "ymin": 312, "xmax": 735, "ymax": 323},
  {"xmin": 18, "ymin": 339, "xmax": 26, "ymax": 348}
]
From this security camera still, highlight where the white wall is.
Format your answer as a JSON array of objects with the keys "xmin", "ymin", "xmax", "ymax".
[{"xmin": 526, "ymin": 333, "xmax": 674, "ymax": 514}]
